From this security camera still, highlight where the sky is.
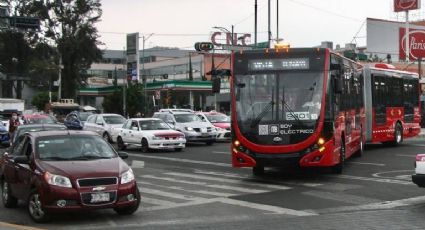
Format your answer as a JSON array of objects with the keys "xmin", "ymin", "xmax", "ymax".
[{"xmin": 96, "ymin": 0, "xmax": 420, "ymax": 51}]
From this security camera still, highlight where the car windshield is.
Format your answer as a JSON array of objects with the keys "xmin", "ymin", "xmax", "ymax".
[
  {"xmin": 37, "ymin": 135, "xmax": 117, "ymax": 161},
  {"xmin": 79, "ymin": 112, "xmax": 92, "ymax": 121},
  {"xmin": 174, "ymin": 114, "xmax": 202, "ymax": 123},
  {"xmin": 16, "ymin": 126, "xmax": 67, "ymax": 140},
  {"xmin": 205, "ymin": 114, "xmax": 230, "ymax": 123},
  {"xmin": 139, "ymin": 120, "xmax": 171, "ymax": 130},
  {"xmin": 103, "ymin": 115, "xmax": 126, "ymax": 124}
]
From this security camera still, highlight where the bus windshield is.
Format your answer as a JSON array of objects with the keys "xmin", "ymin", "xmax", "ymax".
[{"xmin": 234, "ymin": 72, "xmax": 323, "ymax": 145}]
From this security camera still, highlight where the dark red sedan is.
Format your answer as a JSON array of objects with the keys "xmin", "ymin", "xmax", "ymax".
[{"xmin": 0, "ymin": 130, "xmax": 140, "ymax": 222}]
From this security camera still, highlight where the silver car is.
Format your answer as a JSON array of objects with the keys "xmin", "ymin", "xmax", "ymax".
[
  {"xmin": 153, "ymin": 109, "xmax": 217, "ymax": 145},
  {"xmin": 83, "ymin": 113, "xmax": 126, "ymax": 143}
]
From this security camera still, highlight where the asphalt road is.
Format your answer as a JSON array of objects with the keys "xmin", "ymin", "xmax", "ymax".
[{"xmin": 2, "ymin": 138, "xmax": 425, "ymax": 230}]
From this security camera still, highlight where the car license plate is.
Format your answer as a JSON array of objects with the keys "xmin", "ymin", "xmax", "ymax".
[{"xmin": 90, "ymin": 193, "xmax": 110, "ymax": 203}]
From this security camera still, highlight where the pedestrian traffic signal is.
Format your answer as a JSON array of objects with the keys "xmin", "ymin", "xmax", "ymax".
[{"xmin": 195, "ymin": 42, "xmax": 214, "ymax": 52}]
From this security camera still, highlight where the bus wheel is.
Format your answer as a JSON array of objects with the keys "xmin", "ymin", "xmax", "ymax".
[
  {"xmin": 332, "ymin": 140, "xmax": 345, "ymax": 174},
  {"xmin": 252, "ymin": 165, "xmax": 264, "ymax": 176}
]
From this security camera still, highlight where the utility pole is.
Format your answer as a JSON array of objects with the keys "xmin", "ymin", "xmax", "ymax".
[
  {"xmin": 268, "ymin": 0, "xmax": 271, "ymax": 48},
  {"xmin": 254, "ymin": 0, "xmax": 257, "ymax": 47},
  {"xmin": 276, "ymin": 0, "xmax": 279, "ymax": 43},
  {"xmin": 142, "ymin": 33, "xmax": 154, "ymax": 115}
]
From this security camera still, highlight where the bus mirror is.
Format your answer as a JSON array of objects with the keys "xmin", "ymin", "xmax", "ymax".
[
  {"xmin": 334, "ymin": 77, "xmax": 343, "ymax": 94},
  {"xmin": 212, "ymin": 77, "xmax": 221, "ymax": 93}
]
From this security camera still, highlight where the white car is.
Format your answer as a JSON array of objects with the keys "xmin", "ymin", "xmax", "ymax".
[
  {"xmin": 116, "ymin": 118, "xmax": 186, "ymax": 152},
  {"xmin": 413, "ymin": 154, "xmax": 425, "ymax": 187},
  {"xmin": 83, "ymin": 113, "xmax": 127, "ymax": 143}
]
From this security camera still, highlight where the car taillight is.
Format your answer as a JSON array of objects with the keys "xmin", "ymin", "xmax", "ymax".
[{"xmin": 416, "ymin": 154, "xmax": 425, "ymax": 161}]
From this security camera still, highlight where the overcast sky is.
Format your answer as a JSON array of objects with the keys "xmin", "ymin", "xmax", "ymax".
[{"xmin": 96, "ymin": 0, "xmax": 421, "ymax": 51}]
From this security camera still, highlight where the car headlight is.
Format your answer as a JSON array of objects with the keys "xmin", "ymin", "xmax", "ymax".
[
  {"xmin": 185, "ymin": 127, "xmax": 194, "ymax": 131},
  {"xmin": 44, "ymin": 172, "xmax": 72, "ymax": 188},
  {"xmin": 121, "ymin": 168, "xmax": 135, "ymax": 184},
  {"xmin": 152, "ymin": 135, "xmax": 164, "ymax": 140}
]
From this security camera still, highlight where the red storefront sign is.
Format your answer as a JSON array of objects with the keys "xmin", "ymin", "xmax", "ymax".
[
  {"xmin": 399, "ymin": 27, "xmax": 425, "ymax": 60},
  {"xmin": 394, "ymin": 0, "xmax": 420, "ymax": 12}
]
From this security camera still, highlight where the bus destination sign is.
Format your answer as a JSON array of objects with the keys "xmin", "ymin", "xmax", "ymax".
[{"xmin": 248, "ymin": 58, "xmax": 309, "ymax": 71}]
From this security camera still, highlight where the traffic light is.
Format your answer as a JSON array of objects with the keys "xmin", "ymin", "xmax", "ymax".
[{"xmin": 195, "ymin": 42, "xmax": 214, "ymax": 52}]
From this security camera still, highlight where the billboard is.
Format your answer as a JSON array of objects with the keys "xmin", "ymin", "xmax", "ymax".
[
  {"xmin": 399, "ymin": 27, "xmax": 425, "ymax": 60},
  {"xmin": 126, "ymin": 33, "xmax": 139, "ymax": 81},
  {"xmin": 394, "ymin": 0, "xmax": 421, "ymax": 12}
]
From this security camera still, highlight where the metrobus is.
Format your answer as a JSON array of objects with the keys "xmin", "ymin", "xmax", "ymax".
[
  {"xmin": 229, "ymin": 48, "xmax": 365, "ymax": 175},
  {"xmin": 363, "ymin": 63, "xmax": 421, "ymax": 145}
]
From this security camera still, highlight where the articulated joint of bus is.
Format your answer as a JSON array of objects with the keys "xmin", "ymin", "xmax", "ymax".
[{"xmin": 231, "ymin": 137, "xmax": 337, "ymax": 168}]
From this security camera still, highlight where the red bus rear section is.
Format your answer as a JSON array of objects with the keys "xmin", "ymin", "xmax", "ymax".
[
  {"xmin": 363, "ymin": 64, "xmax": 421, "ymax": 145},
  {"xmin": 231, "ymin": 48, "xmax": 365, "ymax": 174}
]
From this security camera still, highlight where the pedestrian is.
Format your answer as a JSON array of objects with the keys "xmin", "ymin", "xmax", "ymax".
[{"xmin": 9, "ymin": 112, "xmax": 20, "ymax": 139}]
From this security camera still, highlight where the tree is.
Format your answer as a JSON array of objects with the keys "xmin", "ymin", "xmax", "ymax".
[
  {"xmin": 17, "ymin": 0, "xmax": 103, "ymax": 99},
  {"xmin": 31, "ymin": 91, "xmax": 57, "ymax": 111},
  {"xmin": 103, "ymin": 84, "xmax": 148, "ymax": 117}
]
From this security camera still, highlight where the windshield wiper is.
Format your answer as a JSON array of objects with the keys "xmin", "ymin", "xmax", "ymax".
[
  {"xmin": 250, "ymin": 100, "xmax": 274, "ymax": 128},
  {"xmin": 281, "ymin": 99, "xmax": 302, "ymax": 125},
  {"xmin": 68, "ymin": 155, "xmax": 111, "ymax": 160}
]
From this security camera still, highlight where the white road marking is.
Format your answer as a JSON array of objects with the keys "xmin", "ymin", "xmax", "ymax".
[
  {"xmin": 140, "ymin": 187, "xmax": 201, "ymax": 201},
  {"xmin": 128, "ymin": 153, "xmax": 232, "ymax": 167},
  {"xmin": 193, "ymin": 170, "xmax": 323, "ymax": 187},
  {"xmin": 212, "ymin": 151, "xmax": 230, "ymax": 155},
  {"xmin": 139, "ymin": 181, "xmax": 237, "ymax": 197},
  {"xmin": 348, "ymin": 162, "xmax": 385, "ymax": 167},
  {"xmin": 408, "ymin": 144, "xmax": 425, "ymax": 147},
  {"xmin": 141, "ymin": 197, "xmax": 178, "ymax": 206},
  {"xmin": 131, "ymin": 160, "xmax": 145, "ymax": 168},
  {"xmin": 320, "ymin": 195, "xmax": 425, "ymax": 213},
  {"xmin": 213, "ymin": 197, "xmax": 317, "ymax": 216},
  {"xmin": 333, "ymin": 174, "xmax": 413, "ymax": 185},
  {"xmin": 164, "ymin": 172, "xmax": 291, "ymax": 190},
  {"xmin": 141, "ymin": 175, "xmax": 269, "ymax": 193}
]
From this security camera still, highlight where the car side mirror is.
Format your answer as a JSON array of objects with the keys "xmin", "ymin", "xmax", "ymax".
[
  {"xmin": 118, "ymin": 151, "xmax": 128, "ymax": 159},
  {"xmin": 13, "ymin": 155, "xmax": 29, "ymax": 164}
]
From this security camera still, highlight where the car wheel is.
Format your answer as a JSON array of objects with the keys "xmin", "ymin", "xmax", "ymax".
[
  {"xmin": 175, "ymin": 148, "xmax": 183, "ymax": 152},
  {"xmin": 103, "ymin": 132, "xmax": 112, "ymax": 143},
  {"xmin": 117, "ymin": 137, "xmax": 126, "ymax": 150},
  {"xmin": 114, "ymin": 187, "xmax": 140, "ymax": 215},
  {"xmin": 28, "ymin": 190, "xmax": 50, "ymax": 223},
  {"xmin": 332, "ymin": 138, "xmax": 345, "ymax": 174},
  {"xmin": 141, "ymin": 138, "xmax": 149, "ymax": 153},
  {"xmin": 2, "ymin": 180, "xmax": 17, "ymax": 208},
  {"xmin": 252, "ymin": 165, "xmax": 265, "ymax": 176},
  {"xmin": 205, "ymin": 141, "xmax": 214, "ymax": 146}
]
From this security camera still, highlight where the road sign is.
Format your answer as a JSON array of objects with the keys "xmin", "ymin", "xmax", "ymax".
[
  {"xmin": 221, "ymin": 44, "xmax": 253, "ymax": 51},
  {"xmin": 256, "ymin": 41, "xmax": 269, "ymax": 49}
]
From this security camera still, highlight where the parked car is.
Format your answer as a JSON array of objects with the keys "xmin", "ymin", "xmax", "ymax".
[
  {"xmin": 22, "ymin": 114, "xmax": 57, "ymax": 125},
  {"xmin": 83, "ymin": 113, "xmax": 126, "ymax": 143},
  {"xmin": 0, "ymin": 124, "xmax": 9, "ymax": 146},
  {"xmin": 10, "ymin": 123, "xmax": 67, "ymax": 146},
  {"xmin": 64, "ymin": 111, "xmax": 93, "ymax": 130},
  {"xmin": 117, "ymin": 118, "xmax": 186, "ymax": 152},
  {"xmin": 196, "ymin": 111, "xmax": 231, "ymax": 141},
  {"xmin": 153, "ymin": 109, "xmax": 216, "ymax": 145},
  {"xmin": 412, "ymin": 154, "xmax": 425, "ymax": 187},
  {"xmin": 0, "ymin": 130, "xmax": 140, "ymax": 222}
]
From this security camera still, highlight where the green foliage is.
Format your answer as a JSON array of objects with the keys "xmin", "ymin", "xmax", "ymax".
[
  {"xmin": 31, "ymin": 91, "xmax": 57, "ymax": 111},
  {"xmin": 15, "ymin": 0, "xmax": 103, "ymax": 99},
  {"xmin": 102, "ymin": 84, "xmax": 148, "ymax": 118}
]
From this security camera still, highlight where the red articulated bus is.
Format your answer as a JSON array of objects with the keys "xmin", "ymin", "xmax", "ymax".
[
  {"xmin": 230, "ymin": 48, "xmax": 365, "ymax": 175},
  {"xmin": 363, "ymin": 63, "xmax": 421, "ymax": 145}
]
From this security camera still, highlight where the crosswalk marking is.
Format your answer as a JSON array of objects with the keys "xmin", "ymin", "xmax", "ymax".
[
  {"xmin": 128, "ymin": 153, "xmax": 232, "ymax": 167},
  {"xmin": 139, "ymin": 181, "xmax": 237, "ymax": 197},
  {"xmin": 164, "ymin": 172, "xmax": 292, "ymax": 190},
  {"xmin": 333, "ymin": 174, "xmax": 413, "ymax": 185},
  {"xmin": 141, "ymin": 197, "xmax": 179, "ymax": 206},
  {"xmin": 140, "ymin": 187, "xmax": 201, "ymax": 201},
  {"xmin": 141, "ymin": 175, "xmax": 269, "ymax": 193}
]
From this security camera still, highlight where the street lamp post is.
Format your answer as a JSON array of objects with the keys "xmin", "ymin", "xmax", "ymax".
[{"xmin": 142, "ymin": 33, "xmax": 154, "ymax": 116}]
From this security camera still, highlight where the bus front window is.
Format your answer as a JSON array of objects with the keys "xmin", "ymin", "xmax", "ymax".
[{"xmin": 234, "ymin": 72, "xmax": 324, "ymax": 145}]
